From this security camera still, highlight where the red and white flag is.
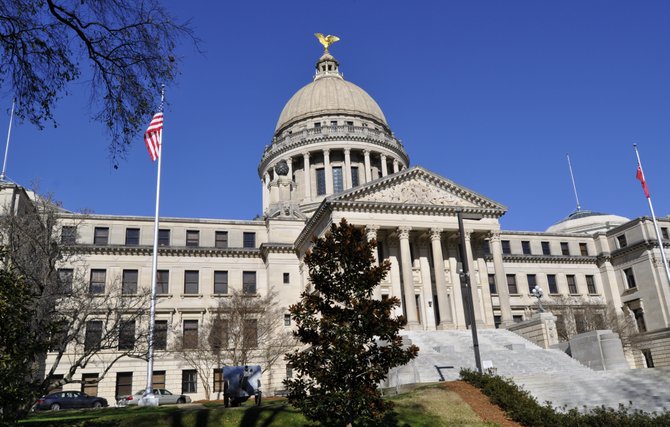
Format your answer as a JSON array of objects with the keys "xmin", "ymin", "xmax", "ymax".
[
  {"xmin": 144, "ymin": 112, "xmax": 164, "ymax": 162},
  {"xmin": 636, "ymin": 164, "xmax": 650, "ymax": 198}
]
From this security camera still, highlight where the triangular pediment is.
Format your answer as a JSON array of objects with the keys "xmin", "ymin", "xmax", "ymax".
[{"xmin": 330, "ymin": 166, "xmax": 506, "ymax": 213}]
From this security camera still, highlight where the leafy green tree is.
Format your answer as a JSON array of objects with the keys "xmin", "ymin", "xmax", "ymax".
[
  {"xmin": 0, "ymin": 0, "xmax": 197, "ymax": 163},
  {"xmin": 285, "ymin": 219, "xmax": 418, "ymax": 427},
  {"xmin": 0, "ymin": 270, "xmax": 45, "ymax": 427}
]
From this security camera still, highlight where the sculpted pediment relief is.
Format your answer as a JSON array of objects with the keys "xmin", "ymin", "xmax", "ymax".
[{"xmin": 357, "ymin": 179, "xmax": 478, "ymax": 207}]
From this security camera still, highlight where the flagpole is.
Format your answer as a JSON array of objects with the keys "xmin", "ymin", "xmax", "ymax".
[
  {"xmin": 142, "ymin": 86, "xmax": 165, "ymax": 406},
  {"xmin": 1, "ymin": 98, "xmax": 15, "ymax": 181},
  {"xmin": 634, "ymin": 144, "xmax": 670, "ymax": 287},
  {"xmin": 566, "ymin": 154, "xmax": 581, "ymax": 212}
]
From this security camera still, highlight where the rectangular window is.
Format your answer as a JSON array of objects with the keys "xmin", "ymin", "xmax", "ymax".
[
  {"xmin": 158, "ymin": 229, "xmax": 170, "ymax": 246},
  {"xmin": 346, "ymin": 120, "xmax": 354, "ymax": 131},
  {"xmin": 82, "ymin": 373, "xmax": 99, "ymax": 396},
  {"xmin": 567, "ymin": 275, "xmax": 577, "ymax": 294},
  {"xmin": 243, "ymin": 232, "xmax": 256, "ymax": 248},
  {"xmin": 283, "ymin": 272, "xmax": 290, "ymax": 284},
  {"xmin": 118, "ymin": 320, "xmax": 136, "ymax": 350},
  {"xmin": 152, "ymin": 371, "xmax": 166, "ymax": 389},
  {"xmin": 521, "ymin": 241, "xmax": 531, "ymax": 255},
  {"xmin": 642, "ymin": 349, "xmax": 655, "ymax": 368},
  {"xmin": 316, "ymin": 168, "xmax": 326, "ymax": 195},
  {"xmin": 513, "ymin": 315, "xmax": 523, "ymax": 323},
  {"xmin": 215, "ymin": 231, "xmax": 228, "ymax": 249},
  {"xmin": 662, "ymin": 227, "xmax": 669, "ymax": 240},
  {"xmin": 186, "ymin": 230, "xmax": 200, "ymax": 247},
  {"xmin": 61, "ymin": 226, "xmax": 77, "ymax": 245},
  {"xmin": 214, "ymin": 271, "xmax": 228, "ymax": 294},
  {"xmin": 624, "ymin": 267, "xmax": 636, "ymax": 289},
  {"xmin": 586, "ymin": 275, "xmax": 597, "ymax": 294},
  {"xmin": 210, "ymin": 318, "xmax": 229, "ymax": 351},
  {"xmin": 58, "ymin": 268, "xmax": 73, "ymax": 294},
  {"xmin": 314, "ymin": 122, "xmax": 322, "ymax": 132},
  {"xmin": 184, "ymin": 271, "xmax": 199, "ymax": 294},
  {"xmin": 284, "ymin": 314, "xmax": 291, "ymax": 326},
  {"xmin": 244, "ymin": 319, "xmax": 258, "ymax": 348},
  {"xmin": 154, "ymin": 320, "xmax": 167, "ymax": 350},
  {"xmin": 527, "ymin": 274, "xmax": 537, "ymax": 293},
  {"xmin": 481, "ymin": 240, "xmax": 491, "ymax": 256},
  {"xmin": 183, "ymin": 320, "xmax": 198, "ymax": 349},
  {"xmin": 332, "ymin": 166, "xmax": 343, "ymax": 193},
  {"xmin": 243, "ymin": 271, "xmax": 257, "ymax": 294},
  {"xmin": 125, "ymin": 228, "xmax": 140, "ymax": 246},
  {"xmin": 286, "ymin": 364, "xmax": 293, "ymax": 379},
  {"xmin": 330, "ymin": 120, "xmax": 337, "ymax": 129},
  {"xmin": 213, "ymin": 369, "xmax": 224, "ymax": 393},
  {"xmin": 156, "ymin": 270, "xmax": 169, "ymax": 294},
  {"xmin": 560, "ymin": 242, "xmax": 570, "ymax": 256},
  {"xmin": 547, "ymin": 274, "xmax": 558, "ymax": 294},
  {"xmin": 122, "ymin": 269, "xmax": 138, "ymax": 295},
  {"xmin": 488, "ymin": 274, "xmax": 497, "ymax": 294},
  {"xmin": 501, "ymin": 240, "xmax": 511, "ymax": 254},
  {"xmin": 617, "ymin": 234, "xmax": 627, "ymax": 248},
  {"xmin": 115, "ymin": 372, "xmax": 133, "ymax": 400},
  {"xmin": 181, "ymin": 370, "xmax": 197, "ymax": 394},
  {"xmin": 575, "ymin": 312, "xmax": 587, "ymax": 333},
  {"xmin": 541, "ymin": 241, "xmax": 551, "ymax": 255},
  {"xmin": 89, "ymin": 269, "xmax": 106, "ymax": 294},
  {"xmin": 351, "ymin": 166, "xmax": 360, "ymax": 187},
  {"xmin": 506, "ymin": 274, "xmax": 518, "ymax": 294},
  {"xmin": 93, "ymin": 227, "xmax": 109, "ymax": 245},
  {"xmin": 579, "ymin": 242, "xmax": 589, "ymax": 256},
  {"xmin": 84, "ymin": 320, "xmax": 103, "ymax": 351}
]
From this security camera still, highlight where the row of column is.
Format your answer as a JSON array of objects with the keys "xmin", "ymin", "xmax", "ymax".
[
  {"xmin": 263, "ymin": 148, "xmax": 403, "ymax": 198},
  {"xmin": 366, "ymin": 226, "xmax": 514, "ymax": 329}
]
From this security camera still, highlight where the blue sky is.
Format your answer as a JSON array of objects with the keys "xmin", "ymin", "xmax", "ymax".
[{"xmin": 3, "ymin": 1, "xmax": 670, "ymax": 231}]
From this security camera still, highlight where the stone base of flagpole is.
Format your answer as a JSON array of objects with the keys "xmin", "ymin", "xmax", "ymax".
[{"xmin": 138, "ymin": 392, "xmax": 159, "ymax": 407}]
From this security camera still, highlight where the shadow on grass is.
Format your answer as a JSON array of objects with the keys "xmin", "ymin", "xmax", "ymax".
[{"xmin": 239, "ymin": 404, "xmax": 291, "ymax": 427}]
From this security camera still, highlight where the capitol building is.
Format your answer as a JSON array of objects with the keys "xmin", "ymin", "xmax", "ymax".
[{"xmin": 5, "ymin": 41, "xmax": 670, "ymax": 403}]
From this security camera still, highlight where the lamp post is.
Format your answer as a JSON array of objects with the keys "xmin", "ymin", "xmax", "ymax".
[
  {"xmin": 456, "ymin": 209, "xmax": 483, "ymax": 374},
  {"xmin": 531, "ymin": 285, "xmax": 545, "ymax": 313}
]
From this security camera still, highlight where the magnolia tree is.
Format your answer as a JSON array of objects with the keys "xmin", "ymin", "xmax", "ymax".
[{"xmin": 285, "ymin": 219, "xmax": 419, "ymax": 427}]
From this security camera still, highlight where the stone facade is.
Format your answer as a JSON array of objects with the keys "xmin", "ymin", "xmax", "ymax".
[{"xmin": 5, "ymin": 44, "xmax": 670, "ymax": 404}]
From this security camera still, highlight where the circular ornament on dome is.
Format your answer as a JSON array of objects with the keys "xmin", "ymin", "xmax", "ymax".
[{"xmin": 275, "ymin": 160, "xmax": 289, "ymax": 176}]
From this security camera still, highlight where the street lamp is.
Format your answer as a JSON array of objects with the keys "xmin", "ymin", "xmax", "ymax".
[
  {"xmin": 531, "ymin": 285, "xmax": 545, "ymax": 313},
  {"xmin": 456, "ymin": 209, "xmax": 483, "ymax": 374}
]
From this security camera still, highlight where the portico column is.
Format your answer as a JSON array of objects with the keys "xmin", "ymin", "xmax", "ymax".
[
  {"xmin": 392, "ymin": 159, "xmax": 399, "ymax": 173},
  {"xmin": 490, "ymin": 231, "xmax": 513, "ymax": 325},
  {"xmin": 324, "ymin": 149, "xmax": 333, "ymax": 194},
  {"xmin": 344, "ymin": 148, "xmax": 352, "ymax": 189},
  {"xmin": 380, "ymin": 154, "xmax": 388, "ymax": 177},
  {"xmin": 286, "ymin": 157, "xmax": 293, "ymax": 200},
  {"xmin": 430, "ymin": 228, "xmax": 453, "ymax": 328},
  {"xmin": 463, "ymin": 231, "xmax": 483, "ymax": 324},
  {"xmin": 303, "ymin": 152, "xmax": 311, "ymax": 199},
  {"xmin": 398, "ymin": 226, "xmax": 419, "ymax": 328},
  {"xmin": 363, "ymin": 150, "xmax": 372, "ymax": 183},
  {"xmin": 367, "ymin": 225, "xmax": 381, "ymax": 299}
]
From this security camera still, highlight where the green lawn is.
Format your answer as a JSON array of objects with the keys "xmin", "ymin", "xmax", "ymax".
[{"xmin": 20, "ymin": 384, "xmax": 496, "ymax": 427}]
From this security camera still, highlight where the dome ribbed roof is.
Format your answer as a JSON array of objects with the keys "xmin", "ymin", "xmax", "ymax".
[{"xmin": 275, "ymin": 75, "xmax": 388, "ymax": 133}]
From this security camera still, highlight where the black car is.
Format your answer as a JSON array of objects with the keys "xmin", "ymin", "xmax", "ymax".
[{"xmin": 34, "ymin": 391, "xmax": 108, "ymax": 411}]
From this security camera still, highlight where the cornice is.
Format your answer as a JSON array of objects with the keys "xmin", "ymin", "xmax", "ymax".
[
  {"xmin": 488, "ymin": 254, "xmax": 599, "ymax": 265},
  {"xmin": 67, "ymin": 244, "xmax": 262, "ymax": 258},
  {"xmin": 260, "ymin": 243, "xmax": 297, "ymax": 262}
]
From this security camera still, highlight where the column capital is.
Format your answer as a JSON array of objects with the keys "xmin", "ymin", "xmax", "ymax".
[
  {"xmin": 363, "ymin": 149, "xmax": 371, "ymax": 156},
  {"xmin": 323, "ymin": 148, "xmax": 330, "ymax": 156},
  {"xmin": 430, "ymin": 228, "xmax": 443, "ymax": 241},
  {"xmin": 366, "ymin": 225, "xmax": 380, "ymax": 240},
  {"xmin": 398, "ymin": 226, "xmax": 411, "ymax": 239},
  {"xmin": 344, "ymin": 147, "xmax": 351, "ymax": 155},
  {"xmin": 463, "ymin": 230, "xmax": 472, "ymax": 241},
  {"xmin": 488, "ymin": 230, "xmax": 501, "ymax": 243},
  {"xmin": 380, "ymin": 153, "xmax": 387, "ymax": 160}
]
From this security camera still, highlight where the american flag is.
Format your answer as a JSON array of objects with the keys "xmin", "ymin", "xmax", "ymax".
[{"xmin": 144, "ymin": 112, "xmax": 164, "ymax": 161}]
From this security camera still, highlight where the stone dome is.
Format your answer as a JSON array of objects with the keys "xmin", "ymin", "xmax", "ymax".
[
  {"xmin": 275, "ymin": 68, "xmax": 388, "ymax": 134},
  {"xmin": 546, "ymin": 210, "xmax": 630, "ymax": 234}
]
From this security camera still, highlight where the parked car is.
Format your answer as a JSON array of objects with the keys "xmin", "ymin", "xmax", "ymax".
[
  {"xmin": 117, "ymin": 389, "xmax": 191, "ymax": 407},
  {"xmin": 34, "ymin": 391, "xmax": 108, "ymax": 411}
]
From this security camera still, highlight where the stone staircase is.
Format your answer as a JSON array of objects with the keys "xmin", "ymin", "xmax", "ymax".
[{"xmin": 387, "ymin": 329, "xmax": 670, "ymax": 414}]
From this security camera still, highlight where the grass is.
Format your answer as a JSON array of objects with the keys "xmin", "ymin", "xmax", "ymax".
[{"xmin": 20, "ymin": 384, "xmax": 495, "ymax": 427}]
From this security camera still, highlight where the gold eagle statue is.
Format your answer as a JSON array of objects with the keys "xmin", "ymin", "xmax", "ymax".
[{"xmin": 315, "ymin": 33, "xmax": 340, "ymax": 53}]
